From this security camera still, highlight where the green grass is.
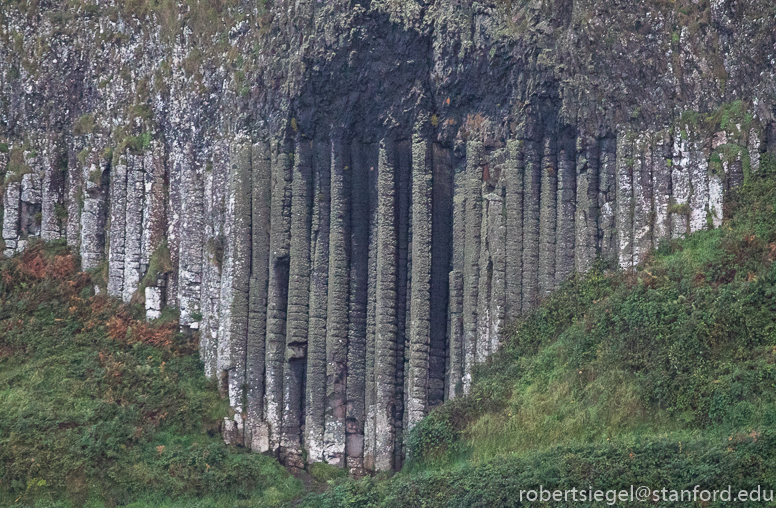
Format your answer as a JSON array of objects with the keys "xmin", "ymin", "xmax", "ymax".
[
  {"xmin": 302, "ymin": 158, "xmax": 776, "ymax": 506},
  {"xmin": 0, "ymin": 241, "xmax": 302, "ymax": 507}
]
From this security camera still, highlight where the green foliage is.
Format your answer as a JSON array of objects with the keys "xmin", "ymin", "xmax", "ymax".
[
  {"xmin": 119, "ymin": 132, "xmax": 152, "ymax": 155},
  {"xmin": 0, "ymin": 242, "xmax": 302, "ymax": 506},
  {"xmin": 304, "ymin": 431, "xmax": 776, "ymax": 507},
  {"xmin": 73, "ymin": 113, "xmax": 96, "ymax": 136},
  {"xmin": 5, "ymin": 147, "xmax": 32, "ymax": 184},
  {"xmin": 143, "ymin": 241, "xmax": 172, "ymax": 288},
  {"xmin": 308, "ymin": 463, "xmax": 348, "ymax": 484},
  {"xmin": 667, "ymin": 202, "xmax": 690, "ymax": 215}
]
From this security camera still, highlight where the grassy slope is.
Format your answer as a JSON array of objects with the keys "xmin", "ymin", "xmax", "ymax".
[
  {"xmin": 0, "ymin": 243, "xmax": 302, "ymax": 507},
  {"xmin": 303, "ymin": 166, "xmax": 776, "ymax": 506}
]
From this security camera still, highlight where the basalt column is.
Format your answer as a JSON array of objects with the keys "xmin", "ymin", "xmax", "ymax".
[
  {"xmin": 407, "ymin": 132, "xmax": 432, "ymax": 431},
  {"xmin": 201, "ymin": 142, "xmax": 229, "ymax": 380},
  {"xmin": 598, "ymin": 136, "xmax": 618, "ymax": 262},
  {"xmin": 446, "ymin": 159, "xmax": 466, "ymax": 399},
  {"xmin": 40, "ymin": 142, "xmax": 64, "ymax": 242},
  {"xmin": 177, "ymin": 145, "xmax": 205, "ymax": 329},
  {"xmin": 218, "ymin": 139, "xmax": 252, "ymax": 444},
  {"xmin": 616, "ymin": 132, "xmax": 635, "ymax": 269},
  {"xmin": 476, "ymin": 147, "xmax": 506, "ymax": 363},
  {"xmin": 346, "ymin": 140, "xmax": 375, "ymax": 476},
  {"xmin": 462, "ymin": 139, "xmax": 482, "ymax": 391},
  {"xmin": 65, "ymin": 139, "xmax": 84, "ymax": 253},
  {"xmin": 79, "ymin": 150, "xmax": 109, "ymax": 271},
  {"xmin": 304, "ymin": 138, "xmax": 331, "ymax": 465},
  {"xmin": 685, "ymin": 133, "xmax": 711, "ymax": 233},
  {"xmin": 247, "ymin": 141, "xmax": 271, "ymax": 452},
  {"xmin": 394, "ymin": 139, "xmax": 411, "ymax": 469},
  {"xmin": 504, "ymin": 140, "xmax": 524, "ymax": 319},
  {"xmin": 652, "ymin": 133, "xmax": 672, "ymax": 248},
  {"xmin": 363, "ymin": 142, "xmax": 380, "ymax": 472},
  {"xmin": 485, "ymin": 150, "xmax": 506, "ymax": 356},
  {"xmin": 555, "ymin": 131, "xmax": 576, "ymax": 288},
  {"xmin": 538, "ymin": 135, "xmax": 557, "ymax": 296},
  {"xmin": 264, "ymin": 142, "xmax": 293, "ymax": 455},
  {"xmin": 372, "ymin": 138, "xmax": 399, "ymax": 472},
  {"xmin": 632, "ymin": 135, "xmax": 652, "ymax": 266},
  {"xmin": 324, "ymin": 136, "xmax": 350, "ymax": 466},
  {"xmin": 671, "ymin": 130, "xmax": 691, "ymax": 237},
  {"xmin": 282, "ymin": 137, "xmax": 314, "ymax": 469},
  {"xmin": 107, "ymin": 152, "xmax": 128, "ymax": 298},
  {"xmin": 142, "ymin": 142, "xmax": 167, "ymax": 320},
  {"xmin": 521, "ymin": 134, "xmax": 542, "ymax": 311},
  {"xmin": 123, "ymin": 154, "xmax": 145, "ymax": 304},
  {"xmin": 575, "ymin": 133, "xmax": 599, "ymax": 273},
  {"xmin": 429, "ymin": 143, "xmax": 452, "ymax": 409}
]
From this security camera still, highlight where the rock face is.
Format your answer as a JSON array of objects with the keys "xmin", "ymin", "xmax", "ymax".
[{"xmin": 2, "ymin": 0, "xmax": 775, "ymax": 473}]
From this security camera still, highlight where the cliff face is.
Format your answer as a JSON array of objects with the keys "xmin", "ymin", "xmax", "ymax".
[{"xmin": 1, "ymin": 0, "xmax": 775, "ymax": 474}]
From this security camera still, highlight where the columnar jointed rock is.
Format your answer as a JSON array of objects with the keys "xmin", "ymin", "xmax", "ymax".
[
  {"xmin": 538, "ymin": 135, "xmax": 558, "ymax": 296},
  {"xmin": 555, "ymin": 133, "xmax": 576, "ymax": 287},
  {"xmin": 218, "ymin": 140, "xmax": 252, "ymax": 445},
  {"xmin": 346, "ymin": 140, "xmax": 374, "ymax": 476},
  {"xmin": 283, "ymin": 138, "xmax": 314, "ymax": 469},
  {"xmin": 363, "ymin": 144, "xmax": 379, "ymax": 472},
  {"xmin": 447, "ymin": 163, "xmax": 467, "ymax": 399},
  {"xmin": 575, "ymin": 133, "xmax": 599, "ymax": 273},
  {"xmin": 504, "ymin": 140, "xmax": 524, "ymax": 319},
  {"xmin": 671, "ymin": 130, "xmax": 692, "ymax": 237},
  {"xmin": 40, "ymin": 141, "xmax": 64, "ymax": 242},
  {"xmin": 476, "ymin": 187, "xmax": 493, "ymax": 364},
  {"xmin": 652, "ymin": 133, "xmax": 673, "ymax": 247},
  {"xmin": 324, "ymin": 136, "xmax": 351, "ymax": 466},
  {"xmin": 429, "ymin": 143, "xmax": 452, "ymax": 409},
  {"xmin": 394, "ymin": 140, "xmax": 412, "ymax": 469},
  {"xmin": 107, "ymin": 153, "xmax": 128, "ymax": 298},
  {"xmin": 598, "ymin": 137, "xmax": 618, "ymax": 262},
  {"xmin": 521, "ymin": 137, "xmax": 542, "ymax": 311},
  {"xmin": 407, "ymin": 132, "xmax": 432, "ymax": 431},
  {"xmin": 462, "ymin": 139, "xmax": 482, "ymax": 392},
  {"xmin": 177, "ymin": 145, "xmax": 205, "ymax": 330},
  {"xmin": 65, "ymin": 141, "xmax": 84, "ymax": 254},
  {"xmin": 79, "ymin": 155, "xmax": 108, "ymax": 272},
  {"xmin": 305, "ymin": 138, "xmax": 330, "ymax": 466},
  {"xmin": 687, "ymin": 136, "xmax": 711, "ymax": 234},
  {"xmin": 200, "ymin": 142, "xmax": 229, "ymax": 379},
  {"xmin": 264, "ymin": 144, "xmax": 293, "ymax": 455},
  {"xmin": 447, "ymin": 270, "xmax": 464, "ymax": 399},
  {"xmin": 485, "ymin": 176, "xmax": 506, "ymax": 356},
  {"xmin": 122, "ymin": 154, "xmax": 144, "ymax": 303},
  {"xmin": 373, "ymin": 139, "xmax": 399, "ymax": 471},
  {"xmin": 3, "ymin": 182, "xmax": 21, "ymax": 257},
  {"xmin": 616, "ymin": 132, "xmax": 635, "ymax": 269},
  {"xmin": 246, "ymin": 141, "xmax": 271, "ymax": 452},
  {"xmin": 632, "ymin": 135, "xmax": 652, "ymax": 267}
]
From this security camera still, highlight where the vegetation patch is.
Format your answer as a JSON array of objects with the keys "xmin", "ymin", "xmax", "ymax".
[{"xmin": 0, "ymin": 241, "xmax": 302, "ymax": 507}]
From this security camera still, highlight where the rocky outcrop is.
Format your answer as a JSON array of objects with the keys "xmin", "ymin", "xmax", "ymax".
[{"xmin": 2, "ymin": 0, "xmax": 775, "ymax": 474}]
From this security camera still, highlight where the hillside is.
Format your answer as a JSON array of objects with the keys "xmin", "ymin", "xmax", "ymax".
[
  {"xmin": 299, "ymin": 159, "xmax": 776, "ymax": 505},
  {"xmin": 0, "ymin": 242, "xmax": 302, "ymax": 507},
  {"xmin": 2, "ymin": 0, "xmax": 775, "ymax": 471}
]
